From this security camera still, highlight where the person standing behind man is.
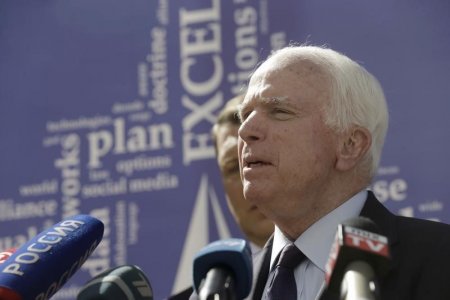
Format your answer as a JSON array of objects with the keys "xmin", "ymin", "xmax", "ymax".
[
  {"xmin": 168, "ymin": 94, "xmax": 274, "ymax": 300},
  {"xmin": 237, "ymin": 44, "xmax": 450, "ymax": 299},
  {"xmin": 212, "ymin": 94, "xmax": 274, "ymax": 251}
]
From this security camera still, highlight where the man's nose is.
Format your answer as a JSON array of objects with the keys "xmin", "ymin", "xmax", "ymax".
[{"xmin": 238, "ymin": 111, "xmax": 265, "ymax": 143}]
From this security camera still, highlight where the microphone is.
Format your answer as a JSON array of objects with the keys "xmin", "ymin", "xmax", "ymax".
[
  {"xmin": 0, "ymin": 214, "xmax": 104, "ymax": 300},
  {"xmin": 77, "ymin": 265, "xmax": 153, "ymax": 300},
  {"xmin": 193, "ymin": 238, "xmax": 253, "ymax": 300},
  {"xmin": 320, "ymin": 217, "xmax": 391, "ymax": 300}
]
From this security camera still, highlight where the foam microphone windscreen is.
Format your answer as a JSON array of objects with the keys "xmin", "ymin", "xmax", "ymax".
[
  {"xmin": 0, "ymin": 214, "xmax": 104, "ymax": 300},
  {"xmin": 322, "ymin": 217, "xmax": 390, "ymax": 298},
  {"xmin": 77, "ymin": 265, "xmax": 153, "ymax": 300},
  {"xmin": 193, "ymin": 238, "xmax": 253, "ymax": 299}
]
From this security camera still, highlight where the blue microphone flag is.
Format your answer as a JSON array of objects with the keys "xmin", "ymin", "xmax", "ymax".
[{"xmin": 0, "ymin": 214, "xmax": 104, "ymax": 300}]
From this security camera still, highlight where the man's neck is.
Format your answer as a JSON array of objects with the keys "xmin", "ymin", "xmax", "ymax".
[{"xmin": 276, "ymin": 185, "xmax": 367, "ymax": 240}]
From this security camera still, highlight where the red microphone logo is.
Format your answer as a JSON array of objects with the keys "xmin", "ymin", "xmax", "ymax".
[
  {"xmin": 344, "ymin": 226, "xmax": 389, "ymax": 257},
  {"xmin": 0, "ymin": 249, "xmax": 16, "ymax": 264}
]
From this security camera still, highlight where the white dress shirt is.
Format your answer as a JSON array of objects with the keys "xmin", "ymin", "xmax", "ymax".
[{"xmin": 267, "ymin": 190, "xmax": 367, "ymax": 300}]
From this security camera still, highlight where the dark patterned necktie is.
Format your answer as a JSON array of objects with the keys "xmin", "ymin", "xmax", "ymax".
[{"xmin": 264, "ymin": 243, "xmax": 305, "ymax": 300}]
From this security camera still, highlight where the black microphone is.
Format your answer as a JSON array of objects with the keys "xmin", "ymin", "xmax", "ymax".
[
  {"xmin": 77, "ymin": 265, "xmax": 153, "ymax": 300},
  {"xmin": 320, "ymin": 217, "xmax": 391, "ymax": 300},
  {"xmin": 0, "ymin": 214, "xmax": 104, "ymax": 300},
  {"xmin": 193, "ymin": 238, "xmax": 253, "ymax": 300}
]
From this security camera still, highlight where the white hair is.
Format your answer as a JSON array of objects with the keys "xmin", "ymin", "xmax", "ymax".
[{"xmin": 266, "ymin": 45, "xmax": 389, "ymax": 177}]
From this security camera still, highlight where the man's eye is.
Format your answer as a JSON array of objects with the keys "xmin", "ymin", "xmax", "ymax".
[
  {"xmin": 272, "ymin": 108, "xmax": 293, "ymax": 119},
  {"xmin": 273, "ymin": 108, "xmax": 287, "ymax": 114},
  {"xmin": 239, "ymin": 110, "xmax": 251, "ymax": 122}
]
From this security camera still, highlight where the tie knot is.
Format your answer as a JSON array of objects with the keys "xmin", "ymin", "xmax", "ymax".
[{"xmin": 276, "ymin": 244, "xmax": 305, "ymax": 269}]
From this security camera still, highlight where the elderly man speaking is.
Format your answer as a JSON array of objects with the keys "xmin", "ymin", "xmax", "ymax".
[{"xmin": 237, "ymin": 45, "xmax": 450, "ymax": 300}]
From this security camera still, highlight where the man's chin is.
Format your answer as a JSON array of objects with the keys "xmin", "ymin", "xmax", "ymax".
[{"xmin": 243, "ymin": 185, "xmax": 272, "ymax": 204}]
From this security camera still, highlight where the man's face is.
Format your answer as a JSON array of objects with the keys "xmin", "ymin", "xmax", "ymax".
[
  {"xmin": 237, "ymin": 58, "xmax": 340, "ymax": 226},
  {"xmin": 216, "ymin": 123, "xmax": 274, "ymax": 246}
]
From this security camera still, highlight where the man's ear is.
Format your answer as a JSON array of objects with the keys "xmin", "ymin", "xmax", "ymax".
[{"xmin": 335, "ymin": 126, "xmax": 372, "ymax": 172}]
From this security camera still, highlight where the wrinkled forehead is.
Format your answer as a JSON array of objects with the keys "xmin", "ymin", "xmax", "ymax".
[{"xmin": 244, "ymin": 54, "xmax": 330, "ymax": 104}]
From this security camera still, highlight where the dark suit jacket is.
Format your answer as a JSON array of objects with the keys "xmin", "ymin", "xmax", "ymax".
[{"xmin": 252, "ymin": 191, "xmax": 450, "ymax": 300}]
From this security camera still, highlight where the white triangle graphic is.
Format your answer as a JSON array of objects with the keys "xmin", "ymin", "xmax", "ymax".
[
  {"xmin": 171, "ymin": 173, "xmax": 232, "ymax": 294},
  {"xmin": 210, "ymin": 186, "xmax": 231, "ymax": 240},
  {"xmin": 171, "ymin": 174, "xmax": 209, "ymax": 294}
]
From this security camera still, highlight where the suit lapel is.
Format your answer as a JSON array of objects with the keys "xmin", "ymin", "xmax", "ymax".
[
  {"xmin": 359, "ymin": 190, "xmax": 399, "ymax": 280},
  {"xmin": 359, "ymin": 191, "xmax": 399, "ymax": 245}
]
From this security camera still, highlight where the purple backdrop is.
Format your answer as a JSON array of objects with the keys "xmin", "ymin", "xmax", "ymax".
[{"xmin": 0, "ymin": 1, "xmax": 449, "ymax": 299}]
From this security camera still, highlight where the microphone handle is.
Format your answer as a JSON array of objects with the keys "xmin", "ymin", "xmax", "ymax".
[
  {"xmin": 199, "ymin": 268, "xmax": 237, "ymax": 300},
  {"xmin": 340, "ymin": 261, "xmax": 379, "ymax": 300}
]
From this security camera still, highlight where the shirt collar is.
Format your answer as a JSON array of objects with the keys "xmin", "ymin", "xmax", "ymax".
[
  {"xmin": 271, "ymin": 190, "xmax": 367, "ymax": 271},
  {"xmin": 249, "ymin": 241, "xmax": 263, "ymax": 256}
]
